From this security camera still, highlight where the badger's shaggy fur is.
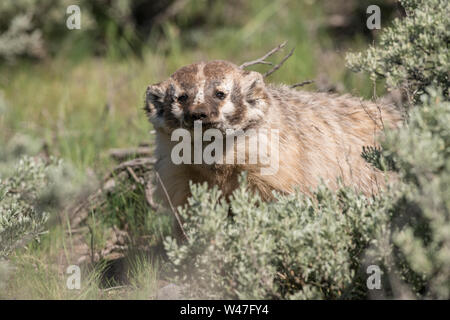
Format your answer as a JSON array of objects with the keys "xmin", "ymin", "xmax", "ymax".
[{"xmin": 144, "ymin": 60, "xmax": 402, "ymax": 213}]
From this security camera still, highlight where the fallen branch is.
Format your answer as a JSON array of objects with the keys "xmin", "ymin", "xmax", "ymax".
[
  {"xmin": 126, "ymin": 166, "xmax": 143, "ymax": 185},
  {"xmin": 109, "ymin": 147, "xmax": 153, "ymax": 161},
  {"xmin": 108, "ymin": 157, "xmax": 156, "ymax": 178},
  {"xmin": 103, "ymin": 285, "xmax": 130, "ymax": 293}
]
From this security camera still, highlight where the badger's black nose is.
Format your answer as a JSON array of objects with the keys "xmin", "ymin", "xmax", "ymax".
[
  {"xmin": 191, "ymin": 109, "xmax": 209, "ymax": 121},
  {"xmin": 185, "ymin": 105, "xmax": 210, "ymax": 124}
]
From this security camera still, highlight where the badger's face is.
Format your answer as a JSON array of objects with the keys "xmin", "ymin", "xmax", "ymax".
[{"xmin": 145, "ymin": 60, "xmax": 269, "ymax": 133}]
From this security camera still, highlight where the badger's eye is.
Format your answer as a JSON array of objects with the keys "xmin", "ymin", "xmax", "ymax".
[
  {"xmin": 177, "ymin": 94, "xmax": 188, "ymax": 103},
  {"xmin": 215, "ymin": 90, "xmax": 226, "ymax": 100}
]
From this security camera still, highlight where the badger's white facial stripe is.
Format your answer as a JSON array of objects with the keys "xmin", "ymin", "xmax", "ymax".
[
  {"xmin": 220, "ymin": 79, "xmax": 233, "ymax": 93},
  {"xmin": 193, "ymin": 80, "xmax": 206, "ymax": 105},
  {"xmin": 221, "ymin": 100, "xmax": 235, "ymax": 115}
]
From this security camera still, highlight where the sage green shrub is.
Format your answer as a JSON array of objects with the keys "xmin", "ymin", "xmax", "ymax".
[
  {"xmin": 0, "ymin": 157, "xmax": 58, "ymax": 257},
  {"xmin": 165, "ymin": 176, "xmax": 397, "ymax": 299},
  {"xmin": 0, "ymin": 0, "xmax": 136, "ymax": 61},
  {"xmin": 0, "ymin": 0, "xmax": 76, "ymax": 61},
  {"xmin": 346, "ymin": 0, "xmax": 449, "ymax": 103},
  {"xmin": 0, "ymin": 153, "xmax": 87, "ymax": 258},
  {"xmin": 376, "ymin": 89, "xmax": 450, "ymax": 299}
]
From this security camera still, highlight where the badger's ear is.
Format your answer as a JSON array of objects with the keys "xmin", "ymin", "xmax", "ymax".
[
  {"xmin": 144, "ymin": 82, "xmax": 168, "ymax": 118},
  {"xmin": 241, "ymin": 70, "xmax": 266, "ymax": 105}
]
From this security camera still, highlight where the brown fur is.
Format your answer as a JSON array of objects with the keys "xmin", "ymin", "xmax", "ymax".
[{"xmin": 144, "ymin": 60, "xmax": 402, "ymax": 219}]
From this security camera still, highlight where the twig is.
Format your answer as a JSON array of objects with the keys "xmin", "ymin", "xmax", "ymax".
[
  {"xmin": 155, "ymin": 171, "xmax": 189, "ymax": 241},
  {"xmin": 126, "ymin": 166, "xmax": 142, "ymax": 185},
  {"xmin": 290, "ymin": 80, "xmax": 314, "ymax": 88},
  {"xmin": 239, "ymin": 41, "xmax": 287, "ymax": 69},
  {"xmin": 264, "ymin": 47, "xmax": 295, "ymax": 77},
  {"xmin": 108, "ymin": 157, "xmax": 156, "ymax": 179}
]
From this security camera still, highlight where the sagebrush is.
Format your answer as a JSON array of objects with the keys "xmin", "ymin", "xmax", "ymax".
[
  {"xmin": 0, "ymin": 157, "xmax": 58, "ymax": 257},
  {"xmin": 346, "ymin": 0, "xmax": 449, "ymax": 103}
]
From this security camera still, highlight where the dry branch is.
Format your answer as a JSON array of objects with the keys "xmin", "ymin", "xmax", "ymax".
[
  {"xmin": 264, "ymin": 47, "xmax": 295, "ymax": 77},
  {"xmin": 239, "ymin": 41, "xmax": 295, "ymax": 78},
  {"xmin": 290, "ymin": 80, "xmax": 314, "ymax": 88},
  {"xmin": 108, "ymin": 157, "xmax": 156, "ymax": 178},
  {"xmin": 239, "ymin": 41, "xmax": 287, "ymax": 69},
  {"xmin": 126, "ymin": 166, "xmax": 142, "ymax": 185},
  {"xmin": 109, "ymin": 147, "xmax": 153, "ymax": 161}
]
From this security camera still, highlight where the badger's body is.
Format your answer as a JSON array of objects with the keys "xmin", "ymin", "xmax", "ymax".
[{"xmin": 144, "ymin": 60, "xmax": 402, "ymax": 212}]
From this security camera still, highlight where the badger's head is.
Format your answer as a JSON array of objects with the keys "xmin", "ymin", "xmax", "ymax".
[{"xmin": 144, "ymin": 60, "xmax": 270, "ymax": 133}]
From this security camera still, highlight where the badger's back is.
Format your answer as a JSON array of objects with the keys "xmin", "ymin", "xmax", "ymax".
[{"xmin": 248, "ymin": 85, "xmax": 403, "ymax": 197}]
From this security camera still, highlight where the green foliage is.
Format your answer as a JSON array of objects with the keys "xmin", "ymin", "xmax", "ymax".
[
  {"xmin": 378, "ymin": 89, "xmax": 450, "ymax": 299},
  {"xmin": 0, "ymin": 0, "xmax": 76, "ymax": 61},
  {"xmin": 0, "ymin": 157, "xmax": 59, "ymax": 257},
  {"xmin": 0, "ymin": 0, "xmax": 258, "ymax": 62},
  {"xmin": 346, "ymin": 0, "xmax": 450, "ymax": 102},
  {"xmin": 347, "ymin": 1, "xmax": 449, "ymax": 297},
  {"xmin": 0, "ymin": 150, "xmax": 89, "ymax": 258},
  {"xmin": 95, "ymin": 175, "xmax": 172, "ymax": 245},
  {"xmin": 0, "ymin": 133, "xmax": 44, "ymax": 176},
  {"xmin": 361, "ymin": 146, "xmax": 396, "ymax": 172},
  {"xmin": 0, "ymin": 0, "xmax": 140, "ymax": 62},
  {"xmin": 0, "ymin": 12, "xmax": 44, "ymax": 62},
  {"xmin": 165, "ymin": 175, "xmax": 395, "ymax": 299}
]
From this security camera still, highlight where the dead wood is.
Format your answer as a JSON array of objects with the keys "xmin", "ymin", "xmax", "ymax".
[{"xmin": 109, "ymin": 147, "xmax": 153, "ymax": 161}]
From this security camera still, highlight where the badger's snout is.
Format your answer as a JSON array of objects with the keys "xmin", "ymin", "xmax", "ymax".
[{"xmin": 183, "ymin": 104, "xmax": 217, "ymax": 126}]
